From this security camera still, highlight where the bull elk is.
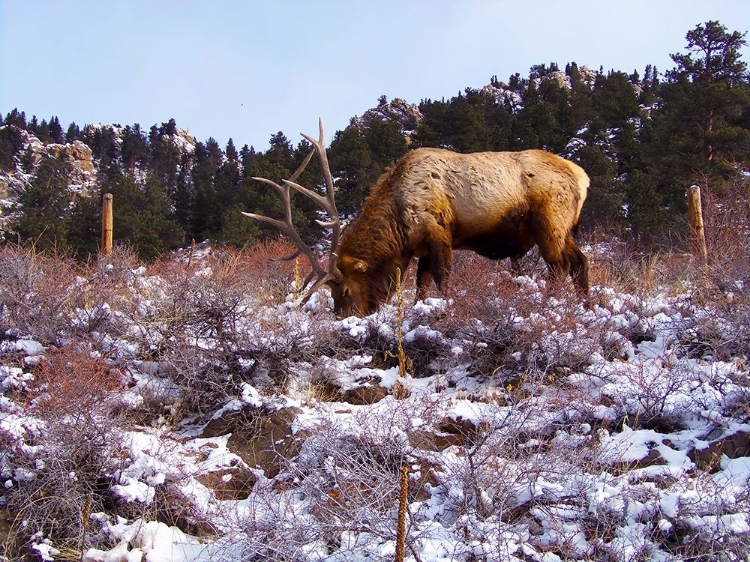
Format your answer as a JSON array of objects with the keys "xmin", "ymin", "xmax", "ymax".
[{"xmin": 244, "ymin": 120, "xmax": 589, "ymax": 317}]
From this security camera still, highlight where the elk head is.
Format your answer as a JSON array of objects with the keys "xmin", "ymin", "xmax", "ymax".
[{"xmin": 242, "ymin": 120, "xmax": 363, "ymax": 316}]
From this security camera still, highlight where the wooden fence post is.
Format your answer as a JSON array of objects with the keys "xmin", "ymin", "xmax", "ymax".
[
  {"xmin": 395, "ymin": 464, "xmax": 409, "ymax": 562},
  {"xmin": 101, "ymin": 193, "xmax": 113, "ymax": 255},
  {"xmin": 687, "ymin": 185, "xmax": 707, "ymax": 264}
]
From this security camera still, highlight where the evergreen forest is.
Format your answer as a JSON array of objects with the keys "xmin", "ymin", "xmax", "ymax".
[{"xmin": 1, "ymin": 21, "xmax": 748, "ymax": 261}]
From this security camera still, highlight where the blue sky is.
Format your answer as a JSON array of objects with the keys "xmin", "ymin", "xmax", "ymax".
[{"xmin": 1, "ymin": 1, "xmax": 748, "ymax": 151}]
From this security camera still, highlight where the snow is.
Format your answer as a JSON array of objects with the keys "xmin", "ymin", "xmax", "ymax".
[{"xmin": 0, "ymin": 248, "xmax": 749, "ymax": 561}]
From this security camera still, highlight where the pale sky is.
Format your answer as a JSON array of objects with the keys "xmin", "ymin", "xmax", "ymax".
[{"xmin": 1, "ymin": 1, "xmax": 748, "ymax": 151}]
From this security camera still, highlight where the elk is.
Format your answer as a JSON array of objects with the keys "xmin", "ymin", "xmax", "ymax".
[{"xmin": 244, "ymin": 120, "xmax": 589, "ymax": 317}]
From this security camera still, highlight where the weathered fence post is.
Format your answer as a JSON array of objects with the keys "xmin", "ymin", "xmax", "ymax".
[
  {"xmin": 101, "ymin": 193, "xmax": 113, "ymax": 255},
  {"xmin": 687, "ymin": 185, "xmax": 707, "ymax": 264},
  {"xmin": 395, "ymin": 464, "xmax": 409, "ymax": 562}
]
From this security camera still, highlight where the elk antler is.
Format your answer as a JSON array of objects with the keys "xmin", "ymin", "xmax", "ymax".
[{"xmin": 242, "ymin": 119, "xmax": 341, "ymax": 303}]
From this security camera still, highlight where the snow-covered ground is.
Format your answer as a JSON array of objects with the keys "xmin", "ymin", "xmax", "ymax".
[{"xmin": 0, "ymin": 243, "xmax": 748, "ymax": 561}]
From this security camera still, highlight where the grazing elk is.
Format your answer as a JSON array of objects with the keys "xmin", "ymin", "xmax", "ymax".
[{"xmin": 244, "ymin": 120, "xmax": 589, "ymax": 317}]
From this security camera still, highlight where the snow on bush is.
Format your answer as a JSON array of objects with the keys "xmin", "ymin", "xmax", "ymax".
[{"xmin": 0, "ymin": 242, "xmax": 748, "ymax": 561}]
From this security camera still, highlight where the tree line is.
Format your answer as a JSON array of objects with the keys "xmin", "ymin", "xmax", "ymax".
[{"xmin": 0, "ymin": 20, "xmax": 748, "ymax": 260}]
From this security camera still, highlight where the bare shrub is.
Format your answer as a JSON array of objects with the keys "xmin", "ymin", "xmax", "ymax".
[
  {"xmin": 70, "ymin": 246, "xmax": 147, "ymax": 341},
  {"xmin": 133, "ymin": 251, "xmax": 262, "ymax": 417},
  {"xmin": 0, "ymin": 245, "xmax": 80, "ymax": 345},
  {"xmin": 438, "ymin": 252, "xmax": 517, "ymax": 325},
  {"xmin": 702, "ymin": 175, "xmax": 750, "ymax": 283},
  {"xmin": 125, "ymin": 241, "xmax": 332, "ymax": 417},
  {"xmin": 233, "ymin": 237, "xmax": 307, "ymax": 303},
  {"xmin": 222, "ymin": 402, "xmax": 435, "ymax": 561},
  {"xmin": 2, "ymin": 345, "xmax": 125, "ymax": 559}
]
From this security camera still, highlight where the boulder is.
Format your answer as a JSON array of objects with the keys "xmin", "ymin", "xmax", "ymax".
[{"xmin": 202, "ymin": 406, "xmax": 303, "ymax": 478}]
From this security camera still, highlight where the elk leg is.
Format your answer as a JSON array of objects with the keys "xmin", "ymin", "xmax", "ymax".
[
  {"xmin": 510, "ymin": 256, "xmax": 523, "ymax": 274},
  {"xmin": 414, "ymin": 221, "xmax": 453, "ymax": 300},
  {"xmin": 425, "ymin": 222, "xmax": 453, "ymax": 290},
  {"xmin": 532, "ymin": 218, "xmax": 570, "ymax": 286},
  {"xmin": 510, "ymin": 247, "xmax": 531, "ymax": 275},
  {"xmin": 563, "ymin": 236, "xmax": 589, "ymax": 296},
  {"xmin": 416, "ymin": 256, "xmax": 433, "ymax": 301}
]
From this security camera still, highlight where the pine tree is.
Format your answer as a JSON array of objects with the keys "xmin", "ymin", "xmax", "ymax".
[
  {"xmin": 66, "ymin": 193, "xmax": 101, "ymax": 259},
  {"xmin": 48, "ymin": 117, "xmax": 64, "ymax": 143},
  {"xmin": 149, "ymin": 124, "xmax": 182, "ymax": 189},
  {"xmin": 662, "ymin": 21, "xmax": 750, "ymax": 177},
  {"xmin": 0, "ymin": 125, "xmax": 24, "ymax": 171},
  {"xmin": 66, "ymin": 122, "xmax": 81, "ymax": 143},
  {"xmin": 592, "ymin": 71, "xmax": 640, "ymax": 127},
  {"xmin": 328, "ymin": 125, "xmax": 376, "ymax": 217},
  {"xmin": 225, "ymin": 138, "xmax": 238, "ymax": 162},
  {"xmin": 628, "ymin": 20, "xmax": 750, "ymax": 240},
  {"xmin": 28, "ymin": 116, "xmax": 40, "ymax": 138},
  {"xmin": 106, "ymin": 172, "xmax": 185, "ymax": 260},
  {"xmin": 411, "ymin": 99, "xmax": 448, "ymax": 148},
  {"xmin": 626, "ymin": 170, "xmax": 666, "ymax": 239},
  {"xmin": 4, "ymin": 109, "xmax": 27, "ymax": 128},
  {"xmin": 575, "ymin": 145, "xmax": 624, "ymax": 231},
  {"xmin": 365, "ymin": 117, "xmax": 408, "ymax": 168},
  {"xmin": 121, "ymin": 124, "xmax": 149, "ymax": 173},
  {"xmin": 190, "ymin": 140, "xmax": 222, "ymax": 241},
  {"xmin": 11, "ymin": 154, "xmax": 73, "ymax": 248}
]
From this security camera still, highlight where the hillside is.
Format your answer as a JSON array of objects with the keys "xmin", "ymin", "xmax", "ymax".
[
  {"xmin": 0, "ymin": 212, "xmax": 749, "ymax": 560},
  {"xmin": 0, "ymin": 20, "xmax": 749, "ymax": 561}
]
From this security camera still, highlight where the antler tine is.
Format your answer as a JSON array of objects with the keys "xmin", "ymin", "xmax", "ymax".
[
  {"xmin": 246, "ymin": 146, "xmax": 326, "ymax": 278},
  {"xmin": 243, "ymin": 119, "xmax": 342, "ymax": 299},
  {"xmin": 301, "ymin": 119, "xmax": 341, "ymax": 278},
  {"xmin": 300, "ymin": 272, "xmax": 338, "ymax": 304}
]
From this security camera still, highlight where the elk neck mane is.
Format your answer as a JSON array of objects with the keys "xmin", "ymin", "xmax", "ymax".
[{"xmin": 338, "ymin": 160, "xmax": 412, "ymax": 304}]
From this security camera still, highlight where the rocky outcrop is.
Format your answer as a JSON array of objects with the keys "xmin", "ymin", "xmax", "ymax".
[
  {"xmin": 353, "ymin": 98, "xmax": 422, "ymax": 138},
  {"xmin": 61, "ymin": 140, "xmax": 94, "ymax": 173}
]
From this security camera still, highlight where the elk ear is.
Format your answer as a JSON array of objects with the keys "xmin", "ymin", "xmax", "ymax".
[{"xmin": 340, "ymin": 255, "xmax": 369, "ymax": 273}]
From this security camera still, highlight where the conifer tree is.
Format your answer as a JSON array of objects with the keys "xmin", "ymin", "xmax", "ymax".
[
  {"xmin": 670, "ymin": 21, "xmax": 749, "ymax": 171},
  {"xmin": 48, "ymin": 116, "xmax": 64, "ymax": 143},
  {"xmin": 11, "ymin": 155, "xmax": 73, "ymax": 249},
  {"xmin": 0, "ymin": 124, "xmax": 24, "ymax": 171},
  {"xmin": 328, "ymin": 125, "xmax": 376, "ymax": 217},
  {"xmin": 225, "ymin": 138, "xmax": 238, "ymax": 162},
  {"xmin": 66, "ymin": 122, "xmax": 81, "ymax": 142},
  {"xmin": 4, "ymin": 109, "xmax": 26, "ymax": 128},
  {"xmin": 411, "ymin": 99, "xmax": 448, "ymax": 148},
  {"xmin": 28, "ymin": 116, "xmax": 40, "ymax": 138},
  {"xmin": 121, "ymin": 124, "xmax": 149, "ymax": 173},
  {"xmin": 106, "ymin": 172, "xmax": 185, "ymax": 260},
  {"xmin": 635, "ymin": 20, "xmax": 749, "ymax": 233},
  {"xmin": 66, "ymin": 194, "xmax": 101, "ymax": 259},
  {"xmin": 149, "ymin": 124, "xmax": 182, "ymax": 189}
]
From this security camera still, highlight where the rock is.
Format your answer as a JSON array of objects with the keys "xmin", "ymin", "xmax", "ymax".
[
  {"xmin": 690, "ymin": 431, "xmax": 750, "ymax": 472},
  {"xmin": 409, "ymin": 458, "xmax": 442, "ymax": 502},
  {"xmin": 203, "ymin": 406, "xmax": 303, "ymax": 478},
  {"xmin": 352, "ymin": 98, "xmax": 422, "ymax": 138},
  {"xmin": 195, "ymin": 465, "xmax": 257, "ymax": 500},
  {"xmin": 340, "ymin": 383, "xmax": 388, "ymax": 405},
  {"xmin": 435, "ymin": 416, "xmax": 481, "ymax": 446},
  {"xmin": 65, "ymin": 140, "xmax": 94, "ymax": 173},
  {"xmin": 408, "ymin": 415, "xmax": 485, "ymax": 451},
  {"xmin": 408, "ymin": 429, "xmax": 465, "ymax": 451}
]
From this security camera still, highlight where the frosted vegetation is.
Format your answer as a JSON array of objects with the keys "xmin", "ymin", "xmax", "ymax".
[{"xmin": 0, "ymin": 185, "xmax": 749, "ymax": 561}]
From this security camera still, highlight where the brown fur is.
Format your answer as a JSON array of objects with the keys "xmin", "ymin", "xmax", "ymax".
[{"xmin": 327, "ymin": 148, "xmax": 589, "ymax": 316}]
